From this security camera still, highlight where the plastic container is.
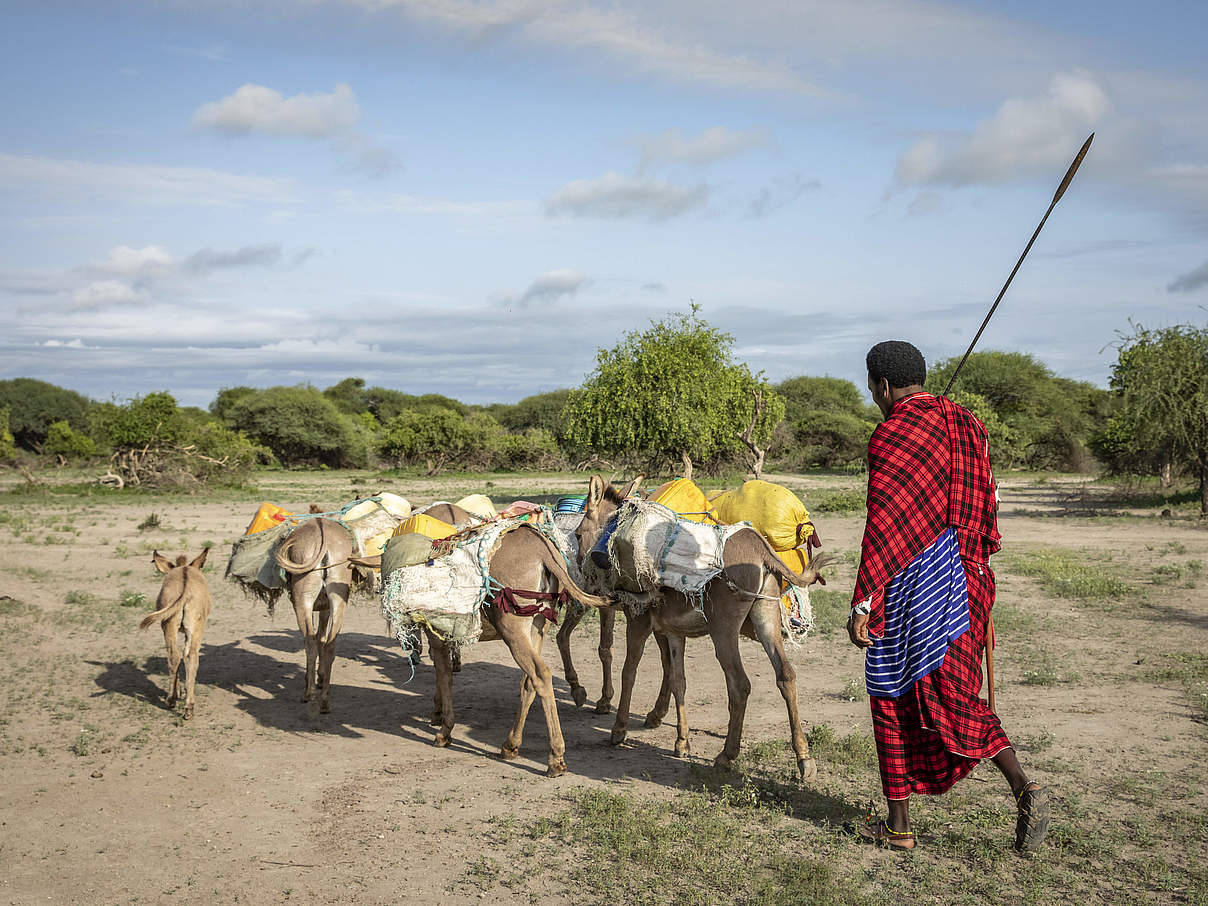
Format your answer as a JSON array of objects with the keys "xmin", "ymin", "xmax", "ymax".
[
  {"xmin": 244, "ymin": 502, "xmax": 295, "ymax": 535},
  {"xmin": 392, "ymin": 513, "xmax": 457, "ymax": 541}
]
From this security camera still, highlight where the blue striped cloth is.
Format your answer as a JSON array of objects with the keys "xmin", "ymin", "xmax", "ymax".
[{"xmin": 865, "ymin": 526, "xmax": 970, "ymax": 699}]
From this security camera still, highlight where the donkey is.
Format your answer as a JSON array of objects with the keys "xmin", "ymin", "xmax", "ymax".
[
  {"xmin": 141, "ymin": 549, "xmax": 212, "ymax": 719},
  {"xmin": 425, "ymin": 523, "xmax": 610, "ymax": 775},
  {"xmin": 274, "ymin": 518, "xmax": 362, "ymax": 715},
  {"xmin": 554, "ymin": 476, "xmax": 675, "ymax": 722},
  {"xmin": 576, "ymin": 476, "xmax": 828, "ymax": 780}
]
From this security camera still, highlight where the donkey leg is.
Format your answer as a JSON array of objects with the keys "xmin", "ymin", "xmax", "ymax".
[
  {"xmin": 316, "ymin": 579, "xmax": 349, "ymax": 714},
  {"xmin": 498, "ymin": 616, "xmax": 567, "ymax": 776},
  {"xmin": 162, "ymin": 622, "xmax": 182, "ymax": 708},
  {"xmin": 644, "ymin": 631, "xmax": 673, "ymax": 728},
  {"xmin": 181, "ymin": 616, "xmax": 205, "ymax": 721},
  {"xmin": 291, "ymin": 583, "xmax": 319, "ymax": 705},
  {"xmin": 610, "ymin": 610, "xmax": 653, "ymax": 746},
  {"xmin": 556, "ymin": 605, "xmax": 589, "ymax": 708},
  {"xmin": 426, "ymin": 629, "xmax": 455, "ymax": 747},
  {"xmin": 502, "ymin": 618, "xmax": 543, "ymax": 760},
  {"xmin": 666, "ymin": 634, "xmax": 691, "ymax": 757},
  {"xmin": 749, "ymin": 598, "xmax": 814, "ymax": 780},
  {"xmin": 709, "ymin": 621, "xmax": 752, "ymax": 769},
  {"xmin": 595, "ymin": 606, "xmax": 617, "ymax": 714}
]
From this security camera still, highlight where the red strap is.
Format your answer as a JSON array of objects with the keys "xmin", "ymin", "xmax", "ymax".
[{"xmin": 488, "ymin": 587, "xmax": 570, "ymax": 623}]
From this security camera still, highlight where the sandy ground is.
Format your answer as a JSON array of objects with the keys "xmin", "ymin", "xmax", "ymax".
[{"xmin": 0, "ymin": 472, "xmax": 1204, "ymax": 904}]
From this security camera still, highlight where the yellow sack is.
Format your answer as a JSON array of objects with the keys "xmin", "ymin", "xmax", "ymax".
[
  {"xmin": 712, "ymin": 480, "xmax": 814, "ymax": 551},
  {"xmin": 648, "ymin": 478, "xmax": 718, "ymax": 523},
  {"xmin": 245, "ymin": 502, "xmax": 295, "ymax": 535},
  {"xmin": 777, "ymin": 547, "xmax": 810, "ymax": 575},
  {"xmin": 454, "ymin": 494, "xmax": 497, "ymax": 521},
  {"xmin": 393, "ymin": 513, "xmax": 456, "ymax": 541}
]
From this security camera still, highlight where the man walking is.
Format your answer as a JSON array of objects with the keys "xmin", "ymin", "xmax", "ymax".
[{"xmin": 848, "ymin": 340, "xmax": 1049, "ymax": 852}]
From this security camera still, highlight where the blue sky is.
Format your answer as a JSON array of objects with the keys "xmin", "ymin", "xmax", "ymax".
[{"xmin": 2, "ymin": 0, "xmax": 1206, "ymax": 408}]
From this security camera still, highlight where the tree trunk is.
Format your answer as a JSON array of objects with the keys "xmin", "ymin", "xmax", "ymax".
[
  {"xmin": 748, "ymin": 447, "xmax": 766, "ymax": 481},
  {"xmin": 1201, "ymin": 460, "xmax": 1207, "ymax": 519},
  {"xmin": 680, "ymin": 450, "xmax": 693, "ymax": 481},
  {"xmin": 1160, "ymin": 461, "xmax": 1173, "ymax": 488}
]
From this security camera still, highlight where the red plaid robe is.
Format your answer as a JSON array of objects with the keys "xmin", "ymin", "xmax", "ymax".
[{"xmin": 853, "ymin": 392, "xmax": 1010, "ymax": 799}]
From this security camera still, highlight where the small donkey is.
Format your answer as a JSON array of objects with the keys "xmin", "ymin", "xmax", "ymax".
[{"xmin": 141, "ymin": 549, "xmax": 212, "ymax": 719}]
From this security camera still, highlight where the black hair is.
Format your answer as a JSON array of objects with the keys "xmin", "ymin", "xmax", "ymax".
[{"xmin": 866, "ymin": 340, "xmax": 926, "ymax": 389}]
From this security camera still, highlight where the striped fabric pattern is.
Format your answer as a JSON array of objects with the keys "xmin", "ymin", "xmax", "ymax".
[{"xmin": 865, "ymin": 527, "xmax": 969, "ymax": 699}]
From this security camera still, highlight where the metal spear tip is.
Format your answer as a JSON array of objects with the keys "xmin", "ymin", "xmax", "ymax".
[{"xmin": 1052, "ymin": 132, "xmax": 1095, "ymax": 206}]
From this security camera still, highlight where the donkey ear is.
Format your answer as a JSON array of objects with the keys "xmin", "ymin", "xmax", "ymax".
[
  {"xmin": 190, "ymin": 548, "xmax": 210, "ymax": 570},
  {"xmin": 151, "ymin": 551, "xmax": 173, "ymax": 574},
  {"xmin": 618, "ymin": 473, "xmax": 645, "ymax": 500},
  {"xmin": 586, "ymin": 475, "xmax": 605, "ymax": 512}
]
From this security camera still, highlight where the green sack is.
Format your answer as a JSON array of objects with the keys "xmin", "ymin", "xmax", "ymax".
[
  {"xmin": 225, "ymin": 522, "xmax": 291, "ymax": 590},
  {"xmin": 381, "ymin": 532, "xmax": 435, "ymax": 580}
]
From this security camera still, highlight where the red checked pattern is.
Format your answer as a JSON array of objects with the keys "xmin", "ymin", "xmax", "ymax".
[
  {"xmin": 851, "ymin": 393, "xmax": 1001, "ymax": 636},
  {"xmin": 870, "ymin": 560, "xmax": 1011, "ymax": 798}
]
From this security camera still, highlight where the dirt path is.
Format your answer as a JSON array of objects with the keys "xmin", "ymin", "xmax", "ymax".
[{"xmin": 0, "ymin": 474, "xmax": 1204, "ymax": 904}]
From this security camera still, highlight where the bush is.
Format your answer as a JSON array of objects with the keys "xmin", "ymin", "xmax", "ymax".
[
  {"xmin": 226, "ymin": 386, "xmax": 367, "ymax": 468},
  {"xmin": 0, "ymin": 378, "xmax": 93, "ymax": 451},
  {"xmin": 0, "ymin": 406, "xmax": 16, "ymax": 463},
  {"xmin": 44, "ymin": 420, "xmax": 96, "ymax": 459}
]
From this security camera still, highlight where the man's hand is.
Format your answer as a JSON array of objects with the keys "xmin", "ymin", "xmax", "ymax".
[{"xmin": 847, "ymin": 612, "xmax": 872, "ymax": 648}]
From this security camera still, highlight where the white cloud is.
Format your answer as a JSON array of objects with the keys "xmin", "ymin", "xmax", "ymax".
[
  {"xmin": 41, "ymin": 338, "xmax": 88, "ymax": 349},
  {"xmin": 501, "ymin": 269, "xmax": 587, "ymax": 307},
  {"xmin": 192, "ymin": 83, "xmax": 361, "ymax": 138},
  {"xmin": 71, "ymin": 280, "xmax": 148, "ymax": 310},
  {"xmin": 637, "ymin": 127, "xmax": 768, "ymax": 167},
  {"xmin": 896, "ymin": 72, "xmax": 1108, "ymax": 188},
  {"xmin": 546, "ymin": 172, "xmax": 708, "ymax": 221},
  {"xmin": 346, "ymin": 0, "xmax": 819, "ymax": 95},
  {"xmin": 93, "ymin": 245, "xmax": 176, "ymax": 276},
  {"xmin": 192, "ymin": 83, "xmax": 399, "ymax": 173},
  {"xmin": 0, "ymin": 154, "xmax": 296, "ymax": 207},
  {"xmin": 333, "ymin": 190, "xmax": 535, "ymax": 217},
  {"xmin": 1168, "ymin": 260, "xmax": 1208, "ymax": 293}
]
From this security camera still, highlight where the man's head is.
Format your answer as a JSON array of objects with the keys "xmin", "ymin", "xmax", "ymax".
[{"xmin": 866, "ymin": 340, "xmax": 926, "ymax": 417}]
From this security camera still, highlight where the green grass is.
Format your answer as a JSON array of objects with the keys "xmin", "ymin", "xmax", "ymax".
[
  {"xmin": 804, "ymin": 724, "xmax": 877, "ymax": 770},
  {"xmin": 528, "ymin": 786, "xmax": 867, "ymax": 906},
  {"xmin": 1151, "ymin": 559, "xmax": 1203, "ymax": 587},
  {"xmin": 1003, "ymin": 549, "xmax": 1133, "ymax": 603},
  {"xmin": 1145, "ymin": 654, "xmax": 1208, "ymax": 724},
  {"xmin": 808, "ymin": 489, "xmax": 865, "ymax": 513},
  {"xmin": 137, "ymin": 512, "xmax": 162, "ymax": 531},
  {"xmin": 118, "ymin": 591, "xmax": 148, "ymax": 609},
  {"xmin": 806, "ymin": 588, "xmax": 851, "ymax": 636}
]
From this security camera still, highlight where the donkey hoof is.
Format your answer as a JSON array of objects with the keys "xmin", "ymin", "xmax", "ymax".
[
  {"xmin": 674, "ymin": 741, "xmax": 691, "ymax": 758},
  {"xmin": 166, "ymin": 696, "xmax": 178, "ymax": 709},
  {"xmin": 183, "ymin": 705, "xmax": 195, "ymax": 720},
  {"xmin": 571, "ymin": 687, "xmax": 588, "ymax": 708},
  {"xmin": 797, "ymin": 757, "xmax": 817, "ymax": 781},
  {"xmin": 433, "ymin": 733, "xmax": 451, "ymax": 748},
  {"xmin": 319, "ymin": 701, "xmax": 331, "ymax": 715},
  {"xmin": 595, "ymin": 700, "xmax": 613, "ymax": 716},
  {"xmin": 500, "ymin": 745, "xmax": 520, "ymax": 761},
  {"xmin": 609, "ymin": 728, "xmax": 628, "ymax": 746},
  {"xmin": 546, "ymin": 760, "xmax": 568, "ymax": 778},
  {"xmin": 714, "ymin": 753, "xmax": 733, "ymax": 770},
  {"xmin": 429, "ymin": 714, "xmax": 443, "ymax": 727},
  {"xmin": 643, "ymin": 712, "xmax": 663, "ymax": 729}
]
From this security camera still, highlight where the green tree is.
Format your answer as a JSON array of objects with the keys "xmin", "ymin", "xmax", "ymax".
[
  {"xmin": 378, "ymin": 407, "xmax": 471, "ymax": 474},
  {"xmin": 495, "ymin": 389, "xmax": 574, "ymax": 434},
  {"xmin": 772, "ymin": 375, "xmax": 880, "ymax": 470},
  {"xmin": 44, "ymin": 420, "xmax": 97, "ymax": 459},
  {"xmin": 561, "ymin": 308, "xmax": 776, "ymax": 479},
  {"xmin": 107, "ymin": 392, "xmax": 186, "ymax": 447},
  {"xmin": 323, "ymin": 377, "xmax": 369, "ymax": 415},
  {"xmin": 1104, "ymin": 323, "xmax": 1208, "ymax": 516},
  {"xmin": 0, "ymin": 406, "xmax": 16, "ymax": 463},
  {"xmin": 927, "ymin": 351, "xmax": 1107, "ymax": 470},
  {"xmin": 209, "ymin": 386, "xmax": 257, "ymax": 423},
  {"xmin": 0, "ymin": 378, "xmax": 93, "ymax": 451},
  {"xmin": 226, "ymin": 386, "xmax": 367, "ymax": 468}
]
